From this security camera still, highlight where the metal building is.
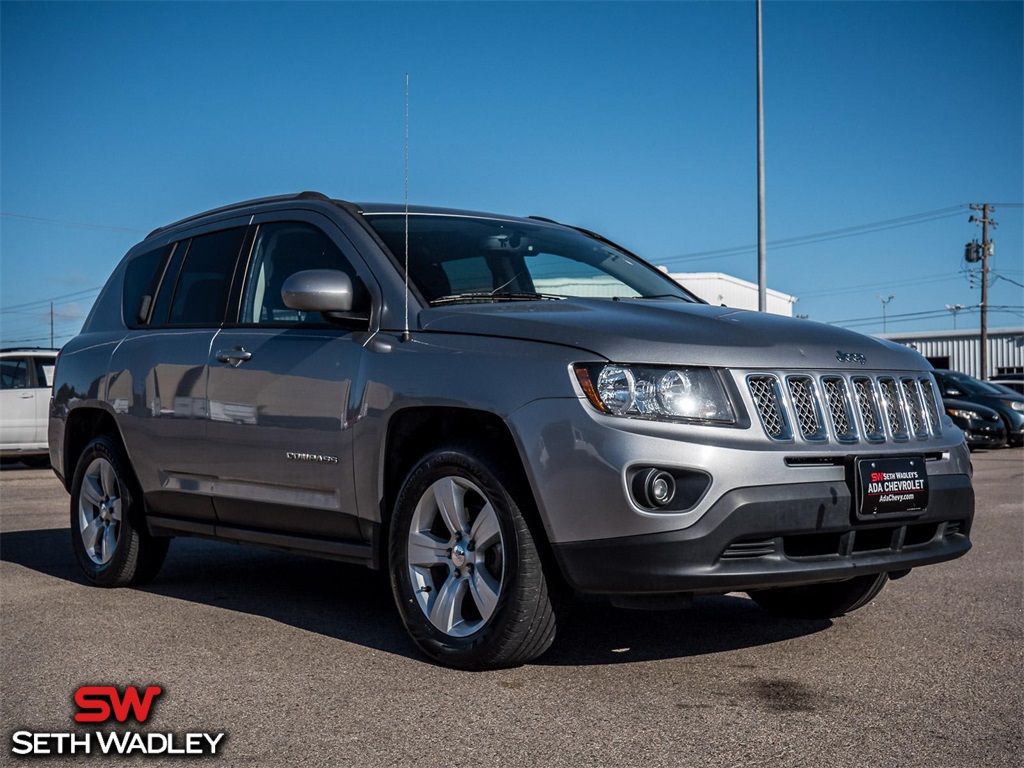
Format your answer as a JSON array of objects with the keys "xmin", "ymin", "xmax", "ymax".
[
  {"xmin": 880, "ymin": 327, "xmax": 1024, "ymax": 379},
  {"xmin": 671, "ymin": 272, "xmax": 796, "ymax": 316}
]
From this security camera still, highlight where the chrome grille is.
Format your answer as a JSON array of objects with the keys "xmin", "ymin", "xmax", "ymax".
[
  {"xmin": 822, "ymin": 376, "xmax": 856, "ymax": 441},
  {"xmin": 900, "ymin": 378, "xmax": 929, "ymax": 438},
  {"xmin": 747, "ymin": 371, "xmax": 942, "ymax": 445},
  {"xmin": 788, "ymin": 376, "xmax": 826, "ymax": 440},
  {"xmin": 919, "ymin": 377, "xmax": 941, "ymax": 430},
  {"xmin": 852, "ymin": 377, "xmax": 884, "ymax": 440},
  {"xmin": 878, "ymin": 377, "xmax": 909, "ymax": 438},
  {"xmin": 748, "ymin": 375, "xmax": 789, "ymax": 439}
]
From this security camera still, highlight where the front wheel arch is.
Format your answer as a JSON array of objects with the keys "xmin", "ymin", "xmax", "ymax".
[{"xmin": 379, "ymin": 407, "xmax": 550, "ymax": 566}]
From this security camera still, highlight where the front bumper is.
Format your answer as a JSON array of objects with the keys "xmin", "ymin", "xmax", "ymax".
[
  {"xmin": 963, "ymin": 428, "xmax": 1006, "ymax": 448},
  {"xmin": 552, "ymin": 473, "xmax": 973, "ymax": 595}
]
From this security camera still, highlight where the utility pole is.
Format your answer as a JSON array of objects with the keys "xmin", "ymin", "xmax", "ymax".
[
  {"xmin": 969, "ymin": 204, "xmax": 996, "ymax": 378},
  {"xmin": 878, "ymin": 294, "xmax": 895, "ymax": 334},
  {"xmin": 50, "ymin": 302, "xmax": 54, "ymax": 348},
  {"xmin": 945, "ymin": 303, "xmax": 965, "ymax": 330},
  {"xmin": 756, "ymin": 0, "xmax": 767, "ymax": 312}
]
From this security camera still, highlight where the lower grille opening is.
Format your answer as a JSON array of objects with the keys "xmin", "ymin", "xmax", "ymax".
[
  {"xmin": 852, "ymin": 527, "xmax": 897, "ymax": 553},
  {"xmin": 783, "ymin": 532, "xmax": 843, "ymax": 559},
  {"xmin": 904, "ymin": 523, "xmax": 940, "ymax": 547},
  {"xmin": 721, "ymin": 539, "xmax": 776, "ymax": 559},
  {"xmin": 725, "ymin": 521, "xmax": 956, "ymax": 565},
  {"xmin": 784, "ymin": 456, "xmax": 845, "ymax": 467}
]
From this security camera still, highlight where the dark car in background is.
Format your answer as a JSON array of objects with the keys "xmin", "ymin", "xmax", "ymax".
[
  {"xmin": 944, "ymin": 399, "xmax": 1006, "ymax": 449},
  {"xmin": 933, "ymin": 370, "xmax": 1024, "ymax": 447},
  {"xmin": 989, "ymin": 373, "xmax": 1024, "ymax": 396}
]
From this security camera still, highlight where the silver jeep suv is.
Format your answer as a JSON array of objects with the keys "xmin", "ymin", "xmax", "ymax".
[{"xmin": 49, "ymin": 192, "xmax": 974, "ymax": 669}]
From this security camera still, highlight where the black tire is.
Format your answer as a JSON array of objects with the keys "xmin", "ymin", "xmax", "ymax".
[
  {"xmin": 747, "ymin": 573, "xmax": 889, "ymax": 619},
  {"xmin": 389, "ymin": 445, "xmax": 558, "ymax": 670},
  {"xmin": 70, "ymin": 435, "xmax": 169, "ymax": 587}
]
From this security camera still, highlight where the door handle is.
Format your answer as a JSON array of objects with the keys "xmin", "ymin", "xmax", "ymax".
[
  {"xmin": 216, "ymin": 347, "xmax": 253, "ymax": 367},
  {"xmin": 19, "ymin": 392, "xmax": 34, "ymax": 399}
]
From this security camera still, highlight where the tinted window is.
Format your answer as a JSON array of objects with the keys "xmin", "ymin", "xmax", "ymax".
[
  {"xmin": 240, "ymin": 222, "xmax": 367, "ymax": 325},
  {"xmin": 123, "ymin": 244, "xmax": 172, "ymax": 326},
  {"xmin": 940, "ymin": 371, "xmax": 1005, "ymax": 396},
  {"xmin": 33, "ymin": 359, "xmax": 55, "ymax": 388},
  {"xmin": 0, "ymin": 358, "xmax": 29, "ymax": 390},
  {"xmin": 164, "ymin": 228, "xmax": 246, "ymax": 326}
]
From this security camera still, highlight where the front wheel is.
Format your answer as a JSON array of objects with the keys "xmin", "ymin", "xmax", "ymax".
[
  {"xmin": 747, "ymin": 573, "xmax": 889, "ymax": 619},
  {"xmin": 389, "ymin": 446, "xmax": 558, "ymax": 670},
  {"xmin": 70, "ymin": 435, "xmax": 169, "ymax": 587}
]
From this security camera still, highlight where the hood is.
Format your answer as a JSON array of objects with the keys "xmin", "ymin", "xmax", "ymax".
[{"xmin": 418, "ymin": 298, "xmax": 930, "ymax": 371}]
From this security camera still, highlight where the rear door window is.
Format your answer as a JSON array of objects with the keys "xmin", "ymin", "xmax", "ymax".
[
  {"xmin": 151, "ymin": 227, "xmax": 247, "ymax": 326},
  {"xmin": 1, "ymin": 358, "xmax": 29, "ymax": 390}
]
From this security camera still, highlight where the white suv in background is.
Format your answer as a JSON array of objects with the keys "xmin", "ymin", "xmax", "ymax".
[{"xmin": 1, "ymin": 347, "xmax": 59, "ymax": 467}]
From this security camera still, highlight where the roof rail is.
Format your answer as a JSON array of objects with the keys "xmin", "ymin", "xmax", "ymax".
[
  {"xmin": 146, "ymin": 191, "xmax": 334, "ymax": 238},
  {"xmin": 0, "ymin": 346, "xmax": 59, "ymax": 353}
]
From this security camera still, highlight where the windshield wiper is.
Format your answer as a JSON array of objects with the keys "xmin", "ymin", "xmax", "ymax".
[
  {"xmin": 612, "ymin": 294, "xmax": 691, "ymax": 302},
  {"xmin": 429, "ymin": 291, "xmax": 565, "ymax": 306}
]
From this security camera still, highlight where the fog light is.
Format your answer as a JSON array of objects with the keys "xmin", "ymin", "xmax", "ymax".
[{"xmin": 643, "ymin": 469, "xmax": 676, "ymax": 508}]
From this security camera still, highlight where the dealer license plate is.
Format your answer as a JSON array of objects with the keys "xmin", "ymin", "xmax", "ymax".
[{"xmin": 856, "ymin": 455, "xmax": 929, "ymax": 517}]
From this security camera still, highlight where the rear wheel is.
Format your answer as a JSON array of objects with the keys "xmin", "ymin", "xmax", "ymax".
[
  {"xmin": 70, "ymin": 435, "xmax": 169, "ymax": 587},
  {"xmin": 747, "ymin": 573, "xmax": 889, "ymax": 619},
  {"xmin": 389, "ymin": 445, "xmax": 558, "ymax": 670}
]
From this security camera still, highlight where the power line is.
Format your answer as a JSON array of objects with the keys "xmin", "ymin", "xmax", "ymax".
[
  {"xmin": 797, "ymin": 272, "xmax": 962, "ymax": 299},
  {"xmin": 0, "ymin": 212, "xmax": 147, "ymax": 234},
  {"xmin": 663, "ymin": 205, "xmax": 970, "ymax": 265},
  {"xmin": 825, "ymin": 304, "xmax": 1024, "ymax": 328},
  {"xmin": 0, "ymin": 287, "xmax": 101, "ymax": 314},
  {"xmin": 994, "ymin": 274, "xmax": 1024, "ymax": 289}
]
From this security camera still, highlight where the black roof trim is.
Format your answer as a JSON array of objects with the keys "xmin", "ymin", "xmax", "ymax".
[
  {"xmin": 145, "ymin": 191, "xmax": 335, "ymax": 239},
  {"xmin": 0, "ymin": 346, "xmax": 60, "ymax": 354}
]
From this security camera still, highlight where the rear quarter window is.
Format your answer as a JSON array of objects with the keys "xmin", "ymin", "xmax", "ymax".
[{"xmin": 123, "ymin": 245, "xmax": 172, "ymax": 327}]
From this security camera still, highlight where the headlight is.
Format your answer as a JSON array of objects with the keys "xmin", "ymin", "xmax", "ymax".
[
  {"xmin": 1002, "ymin": 400, "xmax": 1024, "ymax": 412},
  {"xmin": 947, "ymin": 408, "xmax": 981, "ymax": 420},
  {"xmin": 574, "ymin": 363, "xmax": 735, "ymax": 423}
]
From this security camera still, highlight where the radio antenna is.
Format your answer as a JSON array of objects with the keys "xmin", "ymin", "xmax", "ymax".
[{"xmin": 401, "ymin": 72, "xmax": 411, "ymax": 343}]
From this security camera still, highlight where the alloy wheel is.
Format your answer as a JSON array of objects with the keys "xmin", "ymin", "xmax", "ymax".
[{"xmin": 406, "ymin": 475, "xmax": 505, "ymax": 637}]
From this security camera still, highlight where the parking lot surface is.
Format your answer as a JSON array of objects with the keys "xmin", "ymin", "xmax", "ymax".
[{"xmin": 2, "ymin": 449, "xmax": 1021, "ymax": 767}]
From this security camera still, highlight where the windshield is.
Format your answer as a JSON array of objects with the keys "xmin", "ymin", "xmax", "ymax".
[
  {"xmin": 941, "ymin": 371, "xmax": 1006, "ymax": 396},
  {"xmin": 365, "ymin": 214, "xmax": 698, "ymax": 305}
]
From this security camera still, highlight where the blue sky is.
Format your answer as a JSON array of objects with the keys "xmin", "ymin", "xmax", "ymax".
[{"xmin": 2, "ymin": 0, "xmax": 1021, "ymax": 346}]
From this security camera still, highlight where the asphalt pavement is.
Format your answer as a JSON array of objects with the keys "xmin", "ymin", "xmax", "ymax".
[{"xmin": 1, "ymin": 449, "xmax": 1021, "ymax": 767}]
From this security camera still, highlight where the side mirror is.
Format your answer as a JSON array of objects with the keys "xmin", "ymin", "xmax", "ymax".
[{"xmin": 281, "ymin": 270, "xmax": 354, "ymax": 314}]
